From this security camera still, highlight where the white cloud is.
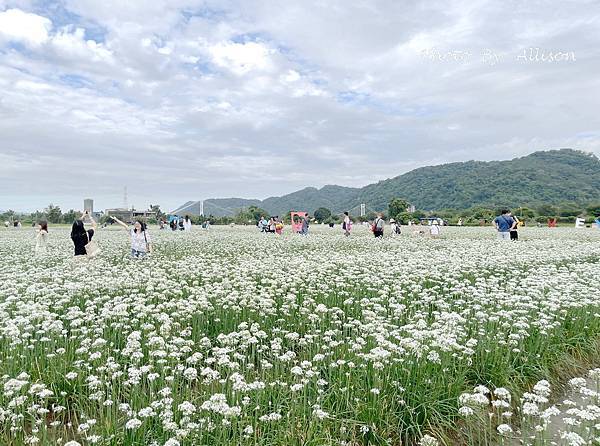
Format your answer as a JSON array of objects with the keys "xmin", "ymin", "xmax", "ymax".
[
  {"xmin": 0, "ymin": 8, "xmax": 51, "ymax": 45},
  {"xmin": 50, "ymin": 26, "xmax": 114, "ymax": 63},
  {"xmin": 209, "ymin": 41, "xmax": 275, "ymax": 75},
  {"xmin": 1, "ymin": 1, "xmax": 600, "ymax": 211}
]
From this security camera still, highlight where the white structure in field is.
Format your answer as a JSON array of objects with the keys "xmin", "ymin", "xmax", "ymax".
[{"xmin": 575, "ymin": 217, "xmax": 585, "ymax": 228}]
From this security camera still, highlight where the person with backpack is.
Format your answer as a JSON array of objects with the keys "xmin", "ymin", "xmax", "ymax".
[
  {"xmin": 493, "ymin": 209, "xmax": 516, "ymax": 240},
  {"xmin": 390, "ymin": 218, "xmax": 401, "ymax": 236},
  {"xmin": 111, "ymin": 216, "xmax": 153, "ymax": 258},
  {"xmin": 342, "ymin": 212, "xmax": 352, "ymax": 236},
  {"xmin": 372, "ymin": 213, "xmax": 385, "ymax": 238}
]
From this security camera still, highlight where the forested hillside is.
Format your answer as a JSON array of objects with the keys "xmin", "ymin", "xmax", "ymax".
[{"xmin": 203, "ymin": 149, "xmax": 600, "ymax": 216}]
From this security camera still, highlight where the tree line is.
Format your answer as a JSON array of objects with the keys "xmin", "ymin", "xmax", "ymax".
[{"xmin": 3, "ymin": 200, "xmax": 599, "ymax": 228}]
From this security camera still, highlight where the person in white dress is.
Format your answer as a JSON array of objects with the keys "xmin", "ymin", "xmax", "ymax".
[
  {"xmin": 35, "ymin": 220, "xmax": 49, "ymax": 255},
  {"xmin": 430, "ymin": 220, "xmax": 440, "ymax": 237},
  {"xmin": 184, "ymin": 215, "xmax": 193, "ymax": 232}
]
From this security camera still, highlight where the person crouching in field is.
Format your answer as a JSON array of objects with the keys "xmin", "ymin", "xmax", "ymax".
[{"xmin": 111, "ymin": 216, "xmax": 153, "ymax": 258}]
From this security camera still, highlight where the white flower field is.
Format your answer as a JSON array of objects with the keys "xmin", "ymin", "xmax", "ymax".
[{"xmin": 0, "ymin": 225, "xmax": 599, "ymax": 445}]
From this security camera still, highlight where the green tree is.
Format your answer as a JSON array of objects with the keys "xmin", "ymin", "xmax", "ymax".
[
  {"xmin": 30, "ymin": 210, "xmax": 44, "ymax": 223},
  {"xmin": 559, "ymin": 204, "xmax": 582, "ymax": 217},
  {"xmin": 234, "ymin": 205, "xmax": 269, "ymax": 224},
  {"xmin": 62, "ymin": 209, "xmax": 81, "ymax": 224},
  {"xmin": 45, "ymin": 204, "xmax": 62, "ymax": 224},
  {"xmin": 150, "ymin": 204, "xmax": 164, "ymax": 220},
  {"xmin": 388, "ymin": 198, "xmax": 410, "ymax": 220},
  {"xmin": 536, "ymin": 204, "xmax": 557, "ymax": 217},
  {"xmin": 515, "ymin": 207, "xmax": 536, "ymax": 219},
  {"xmin": 313, "ymin": 207, "xmax": 332, "ymax": 223},
  {"xmin": 585, "ymin": 203, "xmax": 600, "ymax": 216}
]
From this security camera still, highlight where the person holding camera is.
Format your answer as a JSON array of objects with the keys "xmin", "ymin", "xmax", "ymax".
[{"xmin": 71, "ymin": 211, "xmax": 97, "ymax": 257}]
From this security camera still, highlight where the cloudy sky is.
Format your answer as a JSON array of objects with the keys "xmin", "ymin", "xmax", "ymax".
[{"xmin": 1, "ymin": 0, "xmax": 599, "ymax": 212}]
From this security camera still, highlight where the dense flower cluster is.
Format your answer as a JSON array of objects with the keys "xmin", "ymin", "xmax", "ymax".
[
  {"xmin": 459, "ymin": 368, "xmax": 600, "ymax": 445},
  {"xmin": 0, "ymin": 225, "xmax": 599, "ymax": 445}
]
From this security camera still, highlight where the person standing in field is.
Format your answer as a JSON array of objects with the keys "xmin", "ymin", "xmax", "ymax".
[
  {"xmin": 300, "ymin": 214, "xmax": 310, "ymax": 235},
  {"xmin": 35, "ymin": 220, "xmax": 49, "ymax": 255},
  {"xmin": 510, "ymin": 213, "xmax": 520, "ymax": 240},
  {"xmin": 342, "ymin": 212, "xmax": 352, "ymax": 236},
  {"xmin": 372, "ymin": 213, "xmax": 385, "ymax": 238},
  {"xmin": 493, "ymin": 209, "xmax": 516, "ymax": 240},
  {"xmin": 71, "ymin": 212, "xmax": 97, "ymax": 257},
  {"xmin": 183, "ymin": 215, "xmax": 192, "ymax": 232},
  {"xmin": 111, "ymin": 216, "xmax": 153, "ymax": 258},
  {"xmin": 430, "ymin": 220, "xmax": 440, "ymax": 237},
  {"xmin": 275, "ymin": 217, "xmax": 284, "ymax": 235},
  {"xmin": 390, "ymin": 218, "xmax": 402, "ymax": 236}
]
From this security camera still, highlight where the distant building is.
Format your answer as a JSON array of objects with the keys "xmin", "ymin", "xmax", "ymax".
[
  {"xmin": 83, "ymin": 198, "xmax": 103, "ymax": 220},
  {"xmin": 105, "ymin": 207, "xmax": 157, "ymax": 222}
]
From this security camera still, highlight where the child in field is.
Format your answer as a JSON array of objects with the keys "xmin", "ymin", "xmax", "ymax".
[{"xmin": 275, "ymin": 217, "xmax": 284, "ymax": 235}]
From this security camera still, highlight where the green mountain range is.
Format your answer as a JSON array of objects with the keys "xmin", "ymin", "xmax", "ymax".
[{"xmin": 195, "ymin": 149, "xmax": 599, "ymax": 216}]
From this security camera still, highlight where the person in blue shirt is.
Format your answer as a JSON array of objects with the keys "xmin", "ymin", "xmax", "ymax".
[{"xmin": 493, "ymin": 209, "xmax": 516, "ymax": 240}]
